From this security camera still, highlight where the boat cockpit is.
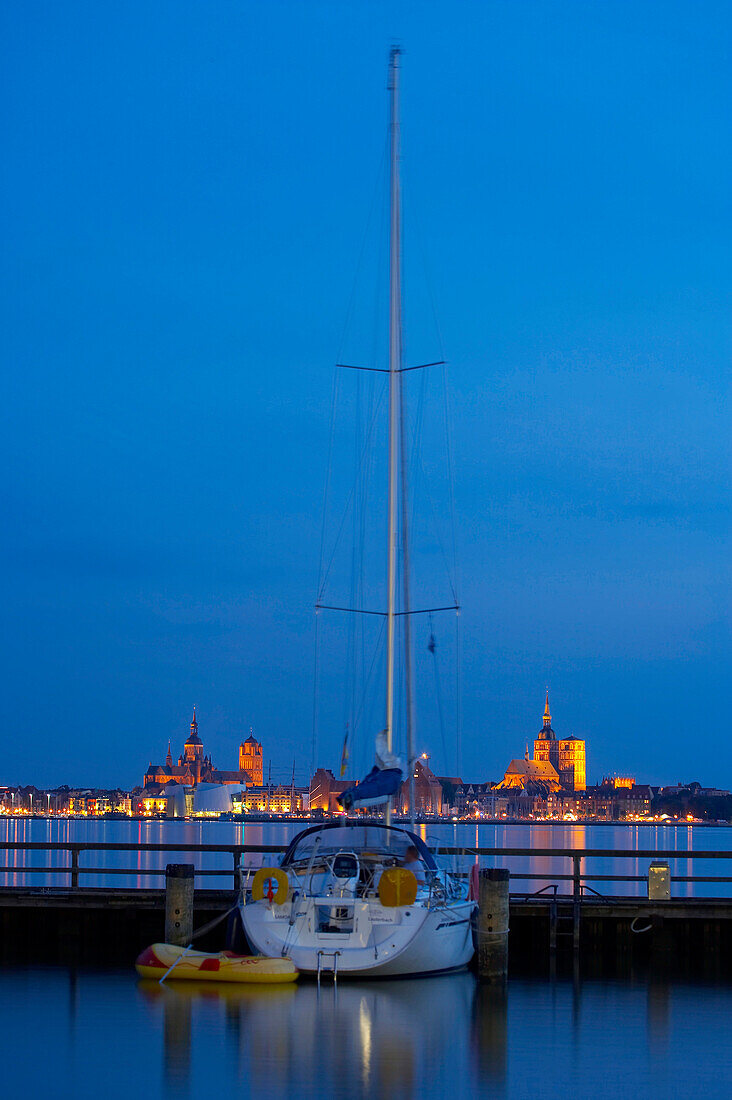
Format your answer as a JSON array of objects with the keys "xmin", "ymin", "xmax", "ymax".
[{"xmin": 278, "ymin": 823, "xmax": 439, "ymax": 903}]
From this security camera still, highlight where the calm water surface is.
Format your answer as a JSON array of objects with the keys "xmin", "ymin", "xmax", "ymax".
[
  {"xmin": 2, "ymin": 818, "xmax": 731, "ymax": 896},
  {"xmin": 3, "ymin": 821, "xmax": 732, "ymax": 1096},
  {"xmin": 3, "ymin": 966, "xmax": 732, "ymax": 1099}
]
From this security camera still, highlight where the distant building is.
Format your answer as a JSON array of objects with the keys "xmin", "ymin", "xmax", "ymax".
[
  {"xmin": 233, "ymin": 785, "xmax": 307, "ymax": 814},
  {"xmin": 137, "ymin": 789, "xmax": 168, "ymax": 814},
  {"xmin": 533, "ymin": 693, "xmax": 586, "ymax": 791},
  {"xmin": 606, "ymin": 783, "xmax": 655, "ymax": 818},
  {"xmin": 308, "ymin": 768, "xmax": 350, "ymax": 813},
  {"xmin": 239, "ymin": 732, "xmax": 264, "ymax": 786},
  {"xmin": 143, "ymin": 709, "xmax": 263, "ymax": 789},
  {"xmin": 309, "ymin": 757, "xmax": 444, "ymax": 816},
  {"xmin": 397, "ymin": 757, "xmax": 443, "ymax": 816},
  {"xmin": 494, "ymin": 755, "xmax": 562, "ymax": 794},
  {"xmin": 452, "ymin": 782, "xmax": 507, "ymax": 817},
  {"xmin": 67, "ymin": 791, "xmax": 131, "ymax": 815}
]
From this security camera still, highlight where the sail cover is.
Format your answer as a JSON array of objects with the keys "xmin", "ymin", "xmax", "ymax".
[
  {"xmin": 337, "ymin": 731, "xmax": 405, "ymax": 810},
  {"xmin": 338, "ymin": 766, "xmax": 403, "ymax": 810}
]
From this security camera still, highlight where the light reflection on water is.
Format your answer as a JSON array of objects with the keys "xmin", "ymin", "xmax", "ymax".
[
  {"xmin": 3, "ymin": 967, "xmax": 732, "ymax": 1098},
  {"xmin": 1, "ymin": 818, "xmax": 731, "ymax": 896}
]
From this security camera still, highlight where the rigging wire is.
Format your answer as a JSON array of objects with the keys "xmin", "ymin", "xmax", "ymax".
[
  {"xmin": 400, "ymin": 357, "xmax": 458, "ymax": 606},
  {"xmin": 344, "ymin": 362, "xmax": 375, "ymax": 763},
  {"xmin": 428, "ymin": 613, "xmax": 449, "ymax": 777},
  {"xmin": 312, "ymin": 361, "xmax": 340, "ymax": 778},
  {"xmin": 358, "ymin": 373, "xmax": 377, "ymax": 764},
  {"xmin": 317, "ymin": 378, "xmax": 387, "ymax": 603},
  {"xmin": 316, "ymin": 366, "xmax": 341, "ymax": 604},
  {"xmin": 455, "ymin": 608, "xmax": 462, "ymax": 779},
  {"xmin": 335, "ymin": 135, "xmax": 389, "ymax": 365},
  {"xmin": 407, "ymin": 426, "xmax": 459, "ymax": 608},
  {"xmin": 310, "ymin": 609, "xmax": 320, "ymax": 778},
  {"xmin": 351, "ymin": 615, "xmax": 387, "ymax": 774},
  {"xmin": 314, "ymin": 88, "xmax": 463, "ymax": 784},
  {"xmin": 314, "ymin": 135, "xmax": 388, "ymax": 777},
  {"xmin": 411, "ymin": 188, "xmax": 462, "ymax": 777},
  {"xmin": 442, "ymin": 361, "xmax": 462, "ymax": 777},
  {"xmin": 342, "ymin": 368, "xmax": 360, "ymax": 750}
]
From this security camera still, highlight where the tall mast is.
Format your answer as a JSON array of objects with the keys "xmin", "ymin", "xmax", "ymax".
[
  {"xmin": 400, "ymin": 359, "xmax": 416, "ymax": 829},
  {"xmin": 385, "ymin": 46, "xmax": 401, "ymax": 823},
  {"xmin": 394, "ymin": 55, "xmax": 415, "ymax": 827}
]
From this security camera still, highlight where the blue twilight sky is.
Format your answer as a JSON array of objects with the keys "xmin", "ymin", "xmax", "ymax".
[{"xmin": 1, "ymin": 1, "xmax": 730, "ymax": 790}]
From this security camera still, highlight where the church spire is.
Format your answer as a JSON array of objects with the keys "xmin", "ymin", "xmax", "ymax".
[
  {"xmin": 191, "ymin": 705, "xmax": 197, "ymax": 732},
  {"xmin": 543, "ymin": 690, "xmax": 551, "ymax": 728},
  {"xmin": 165, "ymin": 739, "xmax": 172, "ymax": 767}
]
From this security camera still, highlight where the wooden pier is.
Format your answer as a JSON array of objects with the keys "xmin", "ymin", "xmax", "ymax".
[{"xmin": 1, "ymin": 840, "xmax": 731, "ymax": 975}]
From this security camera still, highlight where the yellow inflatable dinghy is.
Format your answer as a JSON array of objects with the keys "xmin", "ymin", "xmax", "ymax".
[{"xmin": 135, "ymin": 943, "xmax": 298, "ymax": 984}]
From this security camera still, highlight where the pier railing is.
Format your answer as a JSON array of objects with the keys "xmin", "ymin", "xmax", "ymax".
[
  {"xmin": 1, "ymin": 841, "xmax": 732, "ymax": 898},
  {"xmin": 0, "ymin": 841, "xmax": 282, "ymax": 892},
  {"xmin": 442, "ymin": 846, "xmax": 732, "ymax": 902}
]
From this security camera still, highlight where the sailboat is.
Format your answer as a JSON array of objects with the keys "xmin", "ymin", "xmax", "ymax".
[{"xmin": 239, "ymin": 48, "xmax": 475, "ymax": 979}]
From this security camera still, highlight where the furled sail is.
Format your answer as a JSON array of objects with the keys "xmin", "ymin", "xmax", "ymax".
[{"xmin": 337, "ymin": 731, "xmax": 404, "ymax": 810}]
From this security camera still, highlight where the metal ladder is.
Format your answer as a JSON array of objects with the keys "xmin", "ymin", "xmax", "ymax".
[
  {"xmin": 528, "ymin": 854, "xmax": 584, "ymax": 957},
  {"xmin": 549, "ymin": 893, "xmax": 580, "ymax": 954},
  {"xmin": 547, "ymin": 857, "xmax": 608, "ymax": 957},
  {"xmin": 316, "ymin": 950, "xmax": 341, "ymax": 984}
]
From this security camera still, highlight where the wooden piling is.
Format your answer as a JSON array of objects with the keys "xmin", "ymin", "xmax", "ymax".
[
  {"xmin": 164, "ymin": 864, "xmax": 194, "ymax": 946},
  {"xmin": 477, "ymin": 868, "xmax": 509, "ymax": 981}
]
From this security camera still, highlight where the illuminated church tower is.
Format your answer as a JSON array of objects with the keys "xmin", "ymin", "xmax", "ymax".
[
  {"xmin": 533, "ymin": 692, "xmax": 586, "ymax": 791},
  {"xmin": 239, "ymin": 729, "xmax": 263, "ymax": 786},
  {"xmin": 144, "ymin": 706, "xmax": 252, "ymax": 790},
  {"xmin": 182, "ymin": 706, "xmax": 204, "ymax": 763},
  {"xmin": 534, "ymin": 692, "xmax": 559, "ymax": 770}
]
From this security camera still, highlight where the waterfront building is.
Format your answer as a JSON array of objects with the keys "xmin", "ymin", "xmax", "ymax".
[
  {"xmin": 547, "ymin": 788, "xmax": 614, "ymax": 820},
  {"xmin": 143, "ymin": 709, "xmax": 263, "ymax": 789},
  {"xmin": 452, "ymin": 782, "xmax": 508, "ymax": 817},
  {"xmin": 606, "ymin": 783, "xmax": 656, "ymax": 818},
  {"xmin": 0, "ymin": 787, "xmax": 132, "ymax": 816},
  {"xmin": 233, "ymin": 785, "xmax": 307, "ymax": 814},
  {"xmin": 66, "ymin": 791, "xmax": 132, "ymax": 815},
  {"xmin": 533, "ymin": 693, "xmax": 586, "ymax": 791},
  {"xmin": 137, "ymin": 790, "xmax": 168, "ymax": 814},
  {"xmin": 308, "ymin": 768, "xmax": 351, "ymax": 812}
]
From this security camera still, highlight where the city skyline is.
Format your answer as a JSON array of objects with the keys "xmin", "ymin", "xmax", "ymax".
[
  {"xmin": 2, "ymin": 2, "xmax": 730, "ymax": 788},
  {"xmin": 0, "ymin": 689, "xmax": 724, "ymax": 797}
]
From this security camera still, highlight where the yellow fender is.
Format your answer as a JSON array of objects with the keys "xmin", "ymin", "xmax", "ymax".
[
  {"xmin": 251, "ymin": 866, "xmax": 289, "ymax": 905},
  {"xmin": 378, "ymin": 867, "xmax": 418, "ymax": 907}
]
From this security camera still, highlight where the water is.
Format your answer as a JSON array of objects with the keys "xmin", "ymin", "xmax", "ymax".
[
  {"xmin": 2, "ymin": 818, "xmax": 731, "ymax": 896},
  {"xmin": 3, "ymin": 820, "xmax": 732, "ymax": 1095},
  {"xmin": 3, "ymin": 965, "xmax": 732, "ymax": 1098}
]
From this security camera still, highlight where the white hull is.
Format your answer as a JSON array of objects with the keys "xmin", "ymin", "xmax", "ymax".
[{"xmin": 239, "ymin": 896, "xmax": 475, "ymax": 978}]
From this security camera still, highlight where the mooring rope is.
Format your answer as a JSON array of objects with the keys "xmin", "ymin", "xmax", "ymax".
[{"xmin": 158, "ymin": 902, "xmax": 239, "ymax": 985}]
